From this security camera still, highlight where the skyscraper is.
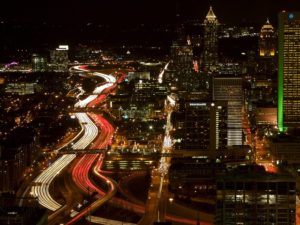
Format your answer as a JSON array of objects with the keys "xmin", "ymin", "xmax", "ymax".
[
  {"xmin": 170, "ymin": 41, "xmax": 194, "ymax": 91},
  {"xmin": 213, "ymin": 77, "xmax": 243, "ymax": 146},
  {"xmin": 32, "ymin": 54, "xmax": 47, "ymax": 72},
  {"xmin": 170, "ymin": 14, "xmax": 195, "ymax": 92},
  {"xmin": 278, "ymin": 12, "xmax": 300, "ymax": 132},
  {"xmin": 50, "ymin": 45, "xmax": 69, "ymax": 72},
  {"xmin": 172, "ymin": 99, "xmax": 228, "ymax": 155},
  {"xmin": 259, "ymin": 18, "xmax": 276, "ymax": 57},
  {"xmin": 203, "ymin": 6, "xmax": 219, "ymax": 72}
]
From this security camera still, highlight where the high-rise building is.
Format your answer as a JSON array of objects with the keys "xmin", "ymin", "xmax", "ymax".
[
  {"xmin": 259, "ymin": 18, "xmax": 276, "ymax": 57},
  {"xmin": 278, "ymin": 12, "xmax": 300, "ymax": 132},
  {"xmin": 170, "ymin": 17, "xmax": 195, "ymax": 92},
  {"xmin": 172, "ymin": 99, "xmax": 228, "ymax": 155},
  {"xmin": 50, "ymin": 45, "xmax": 69, "ymax": 72},
  {"xmin": 203, "ymin": 6, "xmax": 219, "ymax": 72},
  {"xmin": 32, "ymin": 54, "xmax": 47, "ymax": 72},
  {"xmin": 216, "ymin": 165, "xmax": 296, "ymax": 225},
  {"xmin": 213, "ymin": 77, "xmax": 243, "ymax": 146}
]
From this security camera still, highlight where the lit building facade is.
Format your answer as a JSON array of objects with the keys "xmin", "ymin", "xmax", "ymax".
[
  {"xmin": 203, "ymin": 6, "xmax": 219, "ymax": 72},
  {"xmin": 216, "ymin": 165, "xmax": 296, "ymax": 225},
  {"xmin": 172, "ymin": 100, "xmax": 228, "ymax": 154},
  {"xmin": 213, "ymin": 77, "xmax": 243, "ymax": 146},
  {"xmin": 5, "ymin": 83, "xmax": 36, "ymax": 95},
  {"xmin": 170, "ymin": 39, "xmax": 194, "ymax": 91},
  {"xmin": 169, "ymin": 13, "xmax": 196, "ymax": 92},
  {"xmin": 278, "ymin": 12, "xmax": 300, "ymax": 132},
  {"xmin": 50, "ymin": 45, "xmax": 69, "ymax": 72},
  {"xmin": 32, "ymin": 54, "xmax": 47, "ymax": 72},
  {"xmin": 259, "ymin": 18, "xmax": 276, "ymax": 57}
]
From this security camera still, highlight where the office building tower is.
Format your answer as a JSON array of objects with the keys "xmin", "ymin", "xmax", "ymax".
[
  {"xmin": 172, "ymin": 100, "xmax": 227, "ymax": 155},
  {"xmin": 203, "ymin": 6, "xmax": 219, "ymax": 72},
  {"xmin": 170, "ymin": 16, "xmax": 195, "ymax": 92},
  {"xmin": 216, "ymin": 165, "xmax": 296, "ymax": 225},
  {"xmin": 213, "ymin": 77, "xmax": 243, "ymax": 146},
  {"xmin": 50, "ymin": 45, "xmax": 69, "ymax": 72},
  {"xmin": 31, "ymin": 54, "xmax": 47, "ymax": 72},
  {"xmin": 213, "ymin": 77, "xmax": 243, "ymax": 145},
  {"xmin": 259, "ymin": 18, "xmax": 276, "ymax": 57},
  {"xmin": 278, "ymin": 12, "xmax": 300, "ymax": 132}
]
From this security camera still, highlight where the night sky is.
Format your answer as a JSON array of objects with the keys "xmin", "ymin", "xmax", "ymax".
[{"xmin": 1, "ymin": 0, "xmax": 300, "ymax": 25}]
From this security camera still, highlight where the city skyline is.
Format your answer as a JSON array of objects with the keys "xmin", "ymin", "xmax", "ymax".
[
  {"xmin": 1, "ymin": 0, "xmax": 300, "ymax": 25},
  {"xmin": 1, "ymin": 2, "xmax": 300, "ymax": 225}
]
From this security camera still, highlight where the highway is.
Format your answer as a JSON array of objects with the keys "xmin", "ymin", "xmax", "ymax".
[
  {"xmin": 74, "ymin": 66, "xmax": 116, "ymax": 108},
  {"xmin": 87, "ymin": 216, "xmax": 136, "ymax": 225},
  {"xmin": 31, "ymin": 113, "xmax": 98, "ymax": 211},
  {"xmin": 158, "ymin": 61, "xmax": 170, "ymax": 84},
  {"xmin": 66, "ymin": 156, "xmax": 118, "ymax": 225},
  {"xmin": 31, "ymin": 65, "xmax": 117, "ymax": 213},
  {"xmin": 74, "ymin": 83, "xmax": 113, "ymax": 108},
  {"xmin": 18, "ymin": 118, "xmax": 85, "ymax": 207},
  {"xmin": 71, "ymin": 114, "xmax": 114, "ymax": 196},
  {"xmin": 64, "ymin": 66, "xmax": 119, "ymax": 224}
]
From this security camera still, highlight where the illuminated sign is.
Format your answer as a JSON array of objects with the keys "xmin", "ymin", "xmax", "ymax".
[
  {"xmin": 57, "ymin": 45, "xmax": 69, "ymax": 50},
  {"xmin": 189, "ymin": 103, "xmax": 207, "ymax": 107}
]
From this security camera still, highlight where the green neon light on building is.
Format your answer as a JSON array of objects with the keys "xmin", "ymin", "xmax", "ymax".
[{"xmin": 278, "ymin": 13, "xmax": 284, "ymax": 132}]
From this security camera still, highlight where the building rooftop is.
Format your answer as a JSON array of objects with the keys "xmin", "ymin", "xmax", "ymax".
[
  {"xmin": 205, "ymin": 6, "xmax": 217, "ymax": 21},
  {"xmin": 261, "ymin": 18, "xmax": 274, "ymax": 32},
  {"xmin": 271, "ymin": 133, "xmax": 300, "ymax": 143},
  {"xmin": 217, "ymin": 164, "xmax": 294, "ymax": 183},
  {"xmin": 204, "ymin": 6, "xmax": 219, "ymax": 24}
]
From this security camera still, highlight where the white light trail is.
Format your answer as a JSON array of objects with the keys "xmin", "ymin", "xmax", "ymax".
[
  {"xmin": 31, "ymin": 113, "xmax": 98, "ymax": 211},
  {"xmin": 30, "ymin": 65, "xmax": 117, "ymax": 215},
  {"xmin": 158, "ymin": 62, "xmax": 169, "ymax": 84}
]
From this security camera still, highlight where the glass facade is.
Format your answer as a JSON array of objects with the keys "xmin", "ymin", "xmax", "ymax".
[
  {"xmin": 278, "ymin": 12, "xmax": 300, "ymax": 131},
  {"xmin": 213, "ymin": 77, "xmax": 243, "ymax": 146},
  {"xmin": 173, "ymin": 101, "xmax": 227, "ymax": 152}
]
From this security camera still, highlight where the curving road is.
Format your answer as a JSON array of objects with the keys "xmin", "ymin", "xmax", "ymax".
[
  {"xmin": 31, "ymin": 113, "xmax": 98, "ymax": 211},
  {"xmin": 66, "ymin": 155, "xmax": 118, "ymax": 225},
  {"xmin": 68, "ymin": 112, "xmax": 117, "ymax": 224},
  {"xmin": 31, "ymin": 65, "xmax": 117, "ymax": 212}
]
